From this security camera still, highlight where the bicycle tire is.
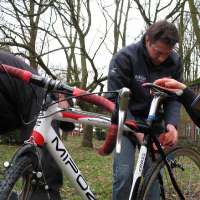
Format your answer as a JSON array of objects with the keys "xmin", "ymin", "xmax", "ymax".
[
  {"xmin": 0, "ymin": 155, "xmax": 35, "ymax": 200},
  {"xmin": 138, "ymin": 146, "xmax": 200, "ymax": 200}
]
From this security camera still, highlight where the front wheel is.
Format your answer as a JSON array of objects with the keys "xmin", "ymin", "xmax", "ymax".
[
  {"xmin": 138, "ymin": 146, "xmax": 200, "ymax": 200},
  {"xmin": 0, "ymin": 155, "xmax": 36, "ymax": 200}
]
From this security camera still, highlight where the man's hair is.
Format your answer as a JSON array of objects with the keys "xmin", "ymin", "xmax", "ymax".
[{"xmin": 146, "ymin": 20, "xmax": 179, "ymax": 47}]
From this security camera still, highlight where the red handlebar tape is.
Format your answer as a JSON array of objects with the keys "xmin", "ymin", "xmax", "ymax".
[
  {"xmin": 97, "ymin": 124, "xmax": 118, "ymax": 155},
  {"xmin": 73, "ymin": 87, "xmax": 115, "ymax": 112},
  {"xmin": 98, "ymin": 119, "xmax": 138, "ymax": 155},
  {"xmin": 0, "ymin": 64, "xmax": 32, "ymax": 82}
]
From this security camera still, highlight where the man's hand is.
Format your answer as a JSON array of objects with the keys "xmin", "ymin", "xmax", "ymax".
[
  {"xmin": 159, "ymin": 124, "xmax": 178, "ymax": 149},
  {"xmin": 154, "ymin": 78, "xmax": 186, "ymax": 93},
  {"xmin": 135, "ymin": 132, "xmax": 144, "ymax": 144},
  {"xmin": 58, "ymin": 93, "xmax": 69, "ymax": 109}
]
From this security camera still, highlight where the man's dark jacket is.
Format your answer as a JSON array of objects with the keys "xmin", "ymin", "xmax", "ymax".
[
  {"xmin": 179, "ymin": 88, "xmax": 200, "ymax": 128},
  {"xmin": 108, "ymin": 37, "xmax": 182, "ymax": 127},
  {"xmin": 0, "ymin": 51, "xmax": 44, "ymax": 139}
]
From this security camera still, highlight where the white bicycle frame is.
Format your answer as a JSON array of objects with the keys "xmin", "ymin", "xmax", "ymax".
[
  {"xmin": 28, "ymin": 88, "xmax": 132, "ymax": 200},
  {"xmin": 30, "ymin": 89, "xmax": 163, "ymax": 200},
  {"xmin": 30, "ymin": 101, "xmax": 113, "ymax": 200}
]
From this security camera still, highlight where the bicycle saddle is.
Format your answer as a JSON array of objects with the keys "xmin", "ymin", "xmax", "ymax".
[{"xmin": 143, "ymin": 82, "xmax": 183, "ymax": 96}]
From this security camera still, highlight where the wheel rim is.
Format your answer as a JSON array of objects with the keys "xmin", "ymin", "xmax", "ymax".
[
  {"xmin": 7, "ymin": 163, "xmax": 34, "ymax": 200},
  {"xmin": 144, "ymin": 149, "xmax": 200, "ymax": 200}
]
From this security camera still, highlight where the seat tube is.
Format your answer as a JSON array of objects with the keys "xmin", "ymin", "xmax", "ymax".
[{"xmin": 146, "ymin": 95, "xmax": 162, "ymax": 126}]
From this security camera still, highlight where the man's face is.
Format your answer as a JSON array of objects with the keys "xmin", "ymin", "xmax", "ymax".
[{"xmin": 146, "ymin": 38, "xmax": 174, "ymax": 65}]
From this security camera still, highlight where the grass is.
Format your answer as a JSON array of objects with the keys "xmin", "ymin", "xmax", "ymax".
[
  {"xmin": 61, "ymin": 136, "xmax": 113, "ymax": 199},
  {"xmin": 1, "ymin": 136, "xmax": 199, "ymax": 199},
  {"xmin": 0, "ymin": 136, "xmax": 113, "ymax": 200}
]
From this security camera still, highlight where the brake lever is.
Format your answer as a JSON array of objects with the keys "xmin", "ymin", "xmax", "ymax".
[{"xmin": 116, "ymin": 87, "xmax": 130, "ymax": 154}]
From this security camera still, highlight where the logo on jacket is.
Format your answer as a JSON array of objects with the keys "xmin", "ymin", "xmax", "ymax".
[{"xmin": 134, "ymin": 75, "xmax": 147, "ymax": 83}]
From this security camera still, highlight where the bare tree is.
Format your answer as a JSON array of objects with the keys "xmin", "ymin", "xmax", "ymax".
[
  {"xmin": 98, "ymin": 0, "xmax": 135, "ymax": 54},
  {"xmin": 177, "ymin": 0, "xmax": 200, "ymax": 82},
  {"xmin": 188, "ymin": 0, "xmax": 200, "ymax": 51},
  {"xmin": 134, "ymin": 0, "xmax": 185, "ymax": 25},
  {"xmin": 0, "ymin": 0, "xmax": 56, "ymax": 77},
  {"xmin": 0, "ymin": 0, "xmax": 112, "ymax": 148},
  {"xmin": 51, "ymin": 0, "xmax": 112, "ymax": 147},
  {"xmin": 52, "ymin": 0, "xmax": 109, "ymax": 92}
]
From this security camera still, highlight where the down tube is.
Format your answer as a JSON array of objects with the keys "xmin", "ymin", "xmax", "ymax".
[{"xmin": 46, "ymin": 127, "xmax": 96, "ymax": 200}]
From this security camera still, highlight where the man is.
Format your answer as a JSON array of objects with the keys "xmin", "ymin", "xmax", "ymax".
[
  {"xmin": 155, "ymin": 77, "xmax": 200, "ymax": 129},
  {"xmin": 0, "ymin": 50, "xmax": 63, "ymax": 200},
  {"xmin": 107, "ymin": 20, "xmax": 182, "ymax": 199}
]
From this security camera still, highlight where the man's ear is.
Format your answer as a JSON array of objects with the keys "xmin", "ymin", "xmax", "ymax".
[
  {"xmin": 145, "ymin": 35, "xmax": 151, "ymax": 47},
  {"xmin": 145, "ymin": 35, "xmax": 149, "ymax": 43}
]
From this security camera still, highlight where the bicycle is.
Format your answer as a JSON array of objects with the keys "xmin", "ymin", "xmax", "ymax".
[
  {"xmin": 0, "ymin": 64, "xmax": 200, "ymax": 200},
  {"xmin": 101, "ymin": 81, "xmax": 200, "ymax": 200},
  {"xmin": 0, "ymin": 64, "xmax": 135, "ymax": 200},
  {"xmin": 126, "ymin": 82, "xmax": 200, "ymax": 200}
]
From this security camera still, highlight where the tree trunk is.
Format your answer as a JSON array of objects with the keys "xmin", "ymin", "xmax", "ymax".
[
  {"xmin": 188, "ymin": 0, "xmax": 200, "ymax": 51},
  {"xmin": 81, "ymin": 125, "xmax": 93, "ymax": 148}
]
